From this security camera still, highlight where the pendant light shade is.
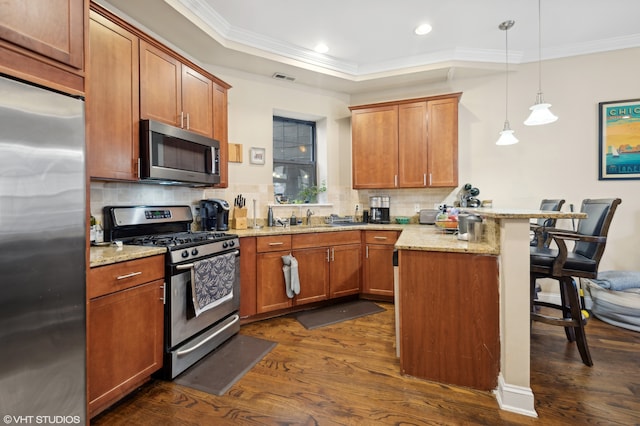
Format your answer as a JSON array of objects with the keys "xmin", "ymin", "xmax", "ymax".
[
  {"xmin": 525, "ymin": 0, "xmax": 558, "ymax": 126},
  {"xmin": 496, "ymin": 20, "xmax": 518, "ymax": 145}
]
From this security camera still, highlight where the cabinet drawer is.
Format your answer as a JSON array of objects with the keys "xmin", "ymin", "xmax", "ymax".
[
  {"xmin": 256, "ymin": 235, "xmax": 292, "ymax": 253},
  {"xmin": 88, "ymin": 255, "xmax": 165, "ymax": 299},
  {"xmin": 364, "ymin": 230, "xmax": 399, "ymax": 245}
]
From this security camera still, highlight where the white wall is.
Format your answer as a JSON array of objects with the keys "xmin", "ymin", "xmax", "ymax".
[{"xmin": 92, "ymin": 47, "xmax": 639, "ymax": 272}]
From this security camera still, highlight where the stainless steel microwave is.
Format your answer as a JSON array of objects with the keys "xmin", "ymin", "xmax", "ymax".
[{"xmin": 140, "ymin": 120, "xmax": 220, "ymax": 186}]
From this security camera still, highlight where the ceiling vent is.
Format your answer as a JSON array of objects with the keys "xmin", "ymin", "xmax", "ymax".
[{"xmin": 272, "ymin": 72, "xmax": 296, "ymax": 82}]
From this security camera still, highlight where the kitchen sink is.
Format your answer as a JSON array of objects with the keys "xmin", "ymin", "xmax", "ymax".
[{"xmin": 325, "ymin": 222, "xmax": 367, "ymax": 227}]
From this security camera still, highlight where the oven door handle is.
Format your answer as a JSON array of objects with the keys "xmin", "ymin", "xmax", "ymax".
[
  {"xmin": 176, "ymin": 314, "xmax": 240, "ymax": 357},
  {"xmin": 175, "ymin": 250, "xmax": 240, "ymax": 270}
]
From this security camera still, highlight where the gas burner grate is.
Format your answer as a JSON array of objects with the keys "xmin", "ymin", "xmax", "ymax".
[{"xmin": 129, "ymin": 231, "xmax": 232, "ymax": 247}]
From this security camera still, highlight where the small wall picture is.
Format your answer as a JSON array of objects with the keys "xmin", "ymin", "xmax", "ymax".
[
  {"xmin": 250, "ymin": 147, "xmax": 265, "ymax": 165},
  {"xmin": 598, "ymin": 98, "xmax": 640, "ymax": 180}
]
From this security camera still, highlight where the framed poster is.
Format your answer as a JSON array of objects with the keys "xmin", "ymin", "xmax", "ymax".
[
  {"xmin": 249, "ymin": 147, "xmax": 265, "ymax": 165},
  {"xmin": 599, "ymin": 98, "xmax": 640, "ymax": 180}
]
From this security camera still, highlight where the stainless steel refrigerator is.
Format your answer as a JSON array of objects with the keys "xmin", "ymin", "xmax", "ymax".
[{"xmin": 0, "ymin": 74, "xmax": 86, "ymax": 423}]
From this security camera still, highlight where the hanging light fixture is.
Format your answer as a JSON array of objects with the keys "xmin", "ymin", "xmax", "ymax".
[
  {"xmin": 496, "ymin": 20, "xmax": 518, "ymax": 146},
  {"xmin": 524, "ymin": 0, "xmax": 558, "ymax": 126}
]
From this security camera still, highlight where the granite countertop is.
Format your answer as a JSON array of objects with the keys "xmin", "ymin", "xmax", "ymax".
[
  {"xmin": 461, "ymin": 208, "xmax": 587, "ymax": 219},
  {"xmin": 90, "ymin": 244, "xmax": 166, "ymax": 268},
  {"xmin": 394, "ymin": 225, "xmax": 499, "ymax": 255},
  {"xmin": 231, "ymin": 222, "xmax": 405, "ymax": 237}
]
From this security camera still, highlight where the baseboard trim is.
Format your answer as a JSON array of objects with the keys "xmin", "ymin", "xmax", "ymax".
[{"xmin": 494, "ymin": 374, "xmax": 537, "ymax": 417}]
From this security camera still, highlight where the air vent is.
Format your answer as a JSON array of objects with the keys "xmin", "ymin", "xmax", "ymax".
[{"xmin": 272, "ymin": 72, "xmax": 296, "ymax": 82}]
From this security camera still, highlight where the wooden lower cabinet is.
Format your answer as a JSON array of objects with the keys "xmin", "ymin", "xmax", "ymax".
[
  {"xmin": 398, "ymin": 250, "xmax": 499, "ymax": 391},
  {"xmin": 362, "ymin": 231, "xmax": 399, "ymax": 297},
  {"xmin": 87, "ymin": 255, "xmax": 164, "ymax": 418},
  {"xmin": 254, "ymin": 231, "xmax": 362, "ymax": 314}
]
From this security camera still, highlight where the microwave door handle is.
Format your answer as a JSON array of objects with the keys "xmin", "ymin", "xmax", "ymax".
[{"xmin": 211, "ymin": 146, "xmax": 219, "ymax": 174}]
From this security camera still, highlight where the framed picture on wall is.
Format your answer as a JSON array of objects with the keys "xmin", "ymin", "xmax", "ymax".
[
  {"xmin": 250, "ymin": 147, "xmax": 265, "ymax": 165},
  {"xmin": 598, "ymin": 98, "xmax": 640, "ymax": 180}
]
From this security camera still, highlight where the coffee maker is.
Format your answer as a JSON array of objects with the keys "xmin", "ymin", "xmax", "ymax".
[
  {"xmin": 199, "ymin": 199, "xmax": 230, "ymax": 231},
  {"xmin": 369, "ymin": 195, "xmax": 390, "ymax": 224}
]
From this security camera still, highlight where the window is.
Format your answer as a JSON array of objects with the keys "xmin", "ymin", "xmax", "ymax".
[{"xmin": 273, "ymin": 116, "xmax": 318, "ymax": 203}]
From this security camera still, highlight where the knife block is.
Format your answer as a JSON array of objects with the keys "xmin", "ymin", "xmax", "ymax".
[{"xmin": 233, "ymin": 208, "xmax": 248, "ymax": 230}]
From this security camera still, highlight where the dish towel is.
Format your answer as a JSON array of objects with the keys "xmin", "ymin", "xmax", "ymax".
[
  {"xmin": 191, "ymin": 252, "xmax": 236, "ymax": 317},
  {"xmin": 282, "ymin": 254, "xmax": 300, "ymax": 298}
]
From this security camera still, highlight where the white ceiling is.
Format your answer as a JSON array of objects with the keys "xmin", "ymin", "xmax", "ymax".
[{"xmin": 101, "ymin": 0, "xmax": 640, "ymax": 94}]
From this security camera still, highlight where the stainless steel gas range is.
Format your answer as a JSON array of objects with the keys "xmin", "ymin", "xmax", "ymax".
[{"xmin": 103, "ymin": 205, "xmax": 240, "ymax": 379}]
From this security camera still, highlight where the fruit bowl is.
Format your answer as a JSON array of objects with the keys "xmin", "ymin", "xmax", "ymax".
[{"xmin": 435, "ymin": 220, "xmax": 458, "ymax": 230}]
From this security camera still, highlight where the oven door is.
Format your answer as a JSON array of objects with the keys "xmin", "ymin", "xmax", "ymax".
[
  {"xmin": 165, "ymin": 249, "xmax": 240, "ymax": 378},
  {"xmin": 168, "ymin": 250, "xmax": 240, "ymax": 348}
]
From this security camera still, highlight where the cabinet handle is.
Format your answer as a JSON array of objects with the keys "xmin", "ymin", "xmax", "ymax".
[
  {"xmin": 186, "ymin": 113, "xmax": 190, "ymax": 129},
  {"xmin": 268, "ymin": 242, "xmax": 284, "ymax": 246},
  {"xmin": 423, "ymin": 173, "xmax": 427, "ymax": 186},
  {"xmin": 366, "ymin": 246, "xmax": 369, "ymax": 258},
  {"xmin": 429, "ymin": 173, "xmax": 432, "ymax": 185},
  {"xmin": 116, "ymin": 271, "xmax": 142, "ymax": 280},
  {"xmin": 394, "ymin": 174, "xmax": 398, "ymax": 187},
  {"xmin": 160, "ymin": 284, "xmax": 165, "ymax": 304},
  {"xmin": 331, "ymin": 248, "xmax": 335, "ymax": 262},
  {"xmin": 326, "ymin": 248, "xmax": 330, "ymax": 262},
  {"xmin": 180, "ymin": 111, "xmax": 185, "ymax": 128},
  {"xmin": 374, "ymin": 236, "xmax": 388, "ymax": 240}
]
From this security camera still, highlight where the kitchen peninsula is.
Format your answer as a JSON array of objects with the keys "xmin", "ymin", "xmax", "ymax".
[{"xmin": 395, "ymin": 208, "xmax": 586, "ymax": 417}]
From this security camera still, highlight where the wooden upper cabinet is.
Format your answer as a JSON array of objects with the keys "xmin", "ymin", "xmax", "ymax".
[
  {"xmin": 350, "ymin": 93, "xmax": 461, "ymax": 189},
  {"xmin": 87, "ymin": 10, "xmax": 139, "ymax": 181},
  {"xmin": 0, "ymin": 0, "xmax": 86, "ymax": 94},
  {"xmin": 213, "ymin": 82, "xmax": 229, "ymax": 188},
  {"xmin": 139, "ymin": 40, "xmax": 213, "ymax": 137},
  {"xmin": 427, "ymin": 97, "xmax": 459, "ymax": 187},
  {"xmin": 351, "ymin": 105, "xmax": 399, "ymax": 189},
  {"xmin": 398, "ymin": 102, "xmax": 428, "ymax": 187}
]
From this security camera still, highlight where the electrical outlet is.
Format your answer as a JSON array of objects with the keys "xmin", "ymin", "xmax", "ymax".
[{"xmin": 414, "ymin": 203, "xmax": 420, "ymax": 213}]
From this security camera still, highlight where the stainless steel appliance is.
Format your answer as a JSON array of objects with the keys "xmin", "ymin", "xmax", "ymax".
[
  {"xmin": 369, "ymin": 195, "xmax": 391, "ymax": 224},
  {"xmin": 200, "ymin": 199, "xmax": 230, "ymax": 231},
  {"xmin": 0, "ymin": 75, "xmax": 86, "ymax": 421},
  {"xmin": 140, "ymin": 119, "xmax": 220, "ymax": 186},
  {"xmin": 103, "ymin": 205, "xmax": 240, "ymax": 378}
]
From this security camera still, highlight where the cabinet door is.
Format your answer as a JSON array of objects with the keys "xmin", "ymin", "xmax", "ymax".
[
  {"xmin": 213, "ymin": 82, "xmax": 229, "ymax": 187},
  {"xmin": 398, "ymin": 102, "xmax": 428, "ymax": 187},
  {"xmin": 87, "ymin": 11, "xmax": 139, "ymax": 181},
  {"xmin": 351, "ymin": 105, "xmax": 398, "ymax": 189},
  {"xmin": 88, "ymin": 279, "xmax": 164, "ymax": 417},
  {"xmin": 363, "ymin": 244, "xmax": 395, "ymax": 296},
  {"xmin": 139, "ymin": 40, "xmax": 181, "ymax": 127},
  {"xmin": 256, "ymin": 251, "xmax": 292, "ymax": 313},
  {"xmin": 0, "ymin": 0, "xmax": 85, "ymax": 94},
  {"xmin": 427, "ymin": 97, "xmax": 458, "ymax": 187},
  {"xmin": 293, "ymin": 247, "xmax": 330, "ymax": 305},
  {"xmin": 329, "ymin": 243, "xmax": 362, "ymax": 298},
  {"xmin": 181, "ymin": 65, "xmax": 213, "ymax": 137}
]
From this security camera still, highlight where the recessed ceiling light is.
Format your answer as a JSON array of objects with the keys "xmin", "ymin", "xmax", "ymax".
[
  {"xmin": 414, "ymin": 24, "xmax": 432, "ymax": 36},
  {"xmin": 314, "ymin": 43, "xmax": 329, "ymax": 54}
]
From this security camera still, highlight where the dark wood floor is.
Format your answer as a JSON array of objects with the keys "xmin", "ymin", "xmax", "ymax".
[{"xmin": 92, "ymin": 303, "xmax": 640, "ymax": 425}]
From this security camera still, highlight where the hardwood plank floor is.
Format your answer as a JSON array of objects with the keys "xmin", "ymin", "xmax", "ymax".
[{"xmin": 92, "ymin": 303, "xmax": 640, "ymax": 425}]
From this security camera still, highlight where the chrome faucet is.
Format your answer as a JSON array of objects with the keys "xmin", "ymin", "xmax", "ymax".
[{"xmin": 306, "ymin": 209, "xmax": 314, "ymax": 225}]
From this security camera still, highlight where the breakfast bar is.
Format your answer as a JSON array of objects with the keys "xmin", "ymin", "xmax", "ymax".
[{"xmin": 395, "ymin": 208, "xmax": 586, "ymax": 417}]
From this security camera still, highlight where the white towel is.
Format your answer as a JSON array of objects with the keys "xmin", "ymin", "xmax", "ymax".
[
  {"xmin": 282, "ymin": 254, "xmax": 300, "ymax": 298},
  {"xmin": 191, "ymin": 252, "xmax": 235, "ymax": 316}
]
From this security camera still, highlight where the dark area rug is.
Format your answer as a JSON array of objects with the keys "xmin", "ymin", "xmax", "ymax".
[
  {"xmin": 295, "ymin": 300, "xmax": 385, "ymax": 330},
  {"xmin": 174, "ymin": 334, "xmax": 276, "ymax": 396}
]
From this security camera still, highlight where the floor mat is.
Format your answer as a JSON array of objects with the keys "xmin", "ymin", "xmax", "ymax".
[
  {"xmin": 295, "ymin": 300, "xmax": 385, "ymax": 330},
  {"xmin": 174, "ymin": 334, "xmax": 276, "ymax": 396}
]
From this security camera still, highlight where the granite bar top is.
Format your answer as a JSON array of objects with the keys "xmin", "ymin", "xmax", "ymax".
[
  {"xmin": 90, "ymin": 244, "xmax": 166, "ymax": 268},
  {"xmin": 461, "ymin": 208, "xmax": 587, "ymax": 219},
  {"xmin": 394, "ymin": 225, "xmax": 499, "ymax": 255}
]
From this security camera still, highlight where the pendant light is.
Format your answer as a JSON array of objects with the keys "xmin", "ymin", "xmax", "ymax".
[
  {"xmin": 496, "ymin": 20, "xmax": 518, "ymax": 145},
  {"xmin": 524, "ymin": 0, "xmax": 558, "ymax": 126}
]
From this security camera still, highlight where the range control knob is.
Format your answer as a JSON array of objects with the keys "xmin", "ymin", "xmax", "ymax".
[
  {"xmin": 222, "ymin": 242, "xmax": 229, "ymax": 249},
  {"xmin": 228, "ymin": 240, "xmax": 235, "ymax": 247},
  {"xmin": 181, "ymin": 250, "xmax": 189, "ymax": 258},
  {"xmin": 191, "ymin": 248, "xmax": 199, "ymax": 256}
]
